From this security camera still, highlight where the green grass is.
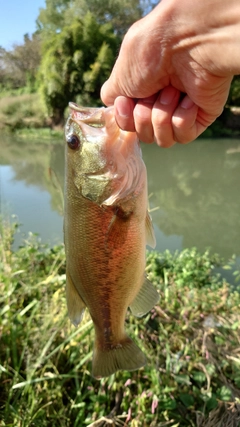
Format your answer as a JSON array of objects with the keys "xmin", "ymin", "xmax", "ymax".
[
  {"xmin": 1, "ymin": 220, "xmax": 240, "ymax": 426},
  {"xmin": 15, "ymin": 127, "xmax": 63, "ymax": 140},
  {"xmin": 0, "ymin": 92, "xmax": 47, "ymax": 131},
  {"xmin": 0, "ymin": 89, "xmax": 65, "ymax": 137}
]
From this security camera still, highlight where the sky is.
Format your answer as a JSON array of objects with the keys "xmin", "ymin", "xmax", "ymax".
[{"xmin": 0, "ymin": 0, "xmax": 46, "ymax": 50}]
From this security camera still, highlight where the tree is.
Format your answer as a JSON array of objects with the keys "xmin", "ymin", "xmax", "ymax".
[
  {"xmin": 37, "ymin": 0, "xmax": 158, "ymax": 37},
  {"xmin": 0, "ymin": 47, "xmax": 7, "ymax": 85},
  {"xmin": 64, "ymin": 0, "xmax": 143, "ymax": 36},
  {"xmin": 0, "ymin": 34, "xmax": 41, "ymax": 90},
  {"xmin": 37, "ymin": 0, "xmax": 70, "ymax": 35},
  {"xmin": 38, "ymin": 13, "xmax": 119, "ymax": 125}
]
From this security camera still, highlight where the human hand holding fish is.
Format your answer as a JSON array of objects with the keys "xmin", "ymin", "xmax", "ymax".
[
  {"xmin": 101, "ymin": 0, "xmax": 240, "ymax": 147},
  {"xmin": 64, "ymin": 102, "xmax": 159, "ymax": 378}
]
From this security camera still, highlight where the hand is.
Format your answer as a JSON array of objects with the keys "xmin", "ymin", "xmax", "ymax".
[{"xmin": 101, "ymin": 0, "xmax": 239, "ymax": 147}]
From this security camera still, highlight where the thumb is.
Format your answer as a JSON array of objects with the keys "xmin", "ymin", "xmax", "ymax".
[
  {"xmin": 100, "ymin": 55, "xmax": 136, "ymax": 106},
  {"xmin": 101, "ymin": 29, "xmax": 153, "ymax": 105},
  {"xmin": 101, "ymin": 58, "xmax": 155, "ymax": 106},
  {"xmin": 101, "ymin": 78, "xmax": 116, "ymax": 106}
]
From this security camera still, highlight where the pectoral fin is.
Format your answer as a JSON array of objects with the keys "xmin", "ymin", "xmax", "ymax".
[
  {"xmin": 129, "ymin": 276, "xmax": 159, "ymax": 318},
  {"xmin": 66, "ymin": 269, "xmax": 86, "ymax": 326},
  {"xmin": 146, "ymin": 211, "xmax": 156, "ymax": 248}
]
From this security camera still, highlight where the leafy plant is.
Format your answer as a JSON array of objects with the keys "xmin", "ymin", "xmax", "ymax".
[
  {"xmin": 1, "ymin": 222, "xmax": 240, "ymax": 426},
  {"xmin": 38, "ymin": 13, "xmax": 119, "ymax": 125}
]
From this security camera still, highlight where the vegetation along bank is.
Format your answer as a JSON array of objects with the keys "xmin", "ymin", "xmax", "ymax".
[{"xmin": 1, "ymin": 221, "xmax": 240, "ymax": 426}]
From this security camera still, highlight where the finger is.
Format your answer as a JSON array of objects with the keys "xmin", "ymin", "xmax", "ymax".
[
  {"xmin": 133, "ymin": 95, "xmax": 159, "ymax": 143},
  {"xmin": 114, "ymin": 96, "xmax": 136, "ymax": 132},
  {"xmin": 172, "ymin": 95, "xmax": 204, "ymax": 143},
  {"xmin": 151, "ymin": 86, "xmax": 181, "ymax": 148},
  {"xmin": 101, "ymin": 79, "xmax": 115, "ymax": 106}
]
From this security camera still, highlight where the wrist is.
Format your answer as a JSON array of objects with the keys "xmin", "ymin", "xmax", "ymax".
[{"xmin": 153, "ymin": 0, "xmax": 240, "ymax": 77}]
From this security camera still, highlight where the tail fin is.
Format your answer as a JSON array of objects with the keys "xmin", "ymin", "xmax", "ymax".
[{"xmin": 92, "ymin": 336, "xmax": 147, "ymax": 379}]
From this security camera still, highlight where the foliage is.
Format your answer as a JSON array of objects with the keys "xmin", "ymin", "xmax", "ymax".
[
  {"xmin": 38, "ymin": 13, "xmax": 119, "ymax": 124},
  {"xmin": 228, "ymin": 76, "xmax": 240, "ymax": 107},
  {"xmin": 1, "ymin": 221, "xmax": 240, "ymax": 426},
  {"xmin": 13, "ymin": 127, "xmax": 63, "ymax": 140},
  {"xmin": 0, "ymin": 0, "xmax": 159, "ymax": 129},
  {"xmin": 1, "ymin": 0, "xmax": 240, "ymax": 133},
  {"xmin": 0, "ymin": 34, "xmax": 41, "ymax": 91},
  {"xmin": 0, "ymin": 92, "xmax": 46, "ymax": 131},
  {"xmin": 37, "ymin": 0, "xmax": 70, "ymax": 36},
  {"xmin": 64, "ymin": 0, "xmax": 142, "ymax": 37},
  {"xmin": 37, "ymin": 0, "xmax": 158, "ymax": 37}
]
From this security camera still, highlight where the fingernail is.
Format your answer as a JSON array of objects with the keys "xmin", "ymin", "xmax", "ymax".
[
  {"xmin": 160, "ymin": 87, "xmax": 176, "ymax": 105},
  {"xmin": 115, "ymin": 96, "xmax": 131, "ymax": 117},
  {"xmin": 181, "ymin": 96, "xmax": 195, "ymax": 109}
]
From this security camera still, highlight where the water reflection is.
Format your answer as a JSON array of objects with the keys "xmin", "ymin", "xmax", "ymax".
[
  {"xmin": 0, "ymin": 134, "xmax": 240, "ymax": 261},
  {"xmin": 141, "ymin": 140, "xmax": 240, "ymax": 259},
  {"xmin": 0, "ymin": 135, "xmax": 64, "ymax": 248}
]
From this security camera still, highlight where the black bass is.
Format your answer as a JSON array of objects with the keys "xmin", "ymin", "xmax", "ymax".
[{"xmin": 64, "ymin": 102, "xmax": 159, "ymax": 378}]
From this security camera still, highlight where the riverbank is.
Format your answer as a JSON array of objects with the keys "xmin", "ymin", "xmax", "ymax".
[
  {"xmin": 1, "ymin": 221, "xmax": 240, "ymax": 426},
  {"xmin": 0, "ymin": 91, "xmax": 62, "ymax": 138},
  {"xmin": 1, "ymin": 91, "xmax": 240, "ymax": 138}
]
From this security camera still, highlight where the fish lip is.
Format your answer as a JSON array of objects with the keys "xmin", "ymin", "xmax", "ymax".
[
  {"xmin": 69, "ymin": 102, "xmax": 99, "ymax": 113},
  {"xmin": 68, "ymin": 102, "xmax": 108, "ymax": 126}
]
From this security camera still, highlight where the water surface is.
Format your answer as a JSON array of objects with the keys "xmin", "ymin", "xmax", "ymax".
[{"xmin": 1, "ymin": 134, "xmax": 240, "ymax": 264}]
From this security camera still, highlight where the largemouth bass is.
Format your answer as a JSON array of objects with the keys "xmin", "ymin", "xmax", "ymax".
[{"xmin": 64, "ymin": 102, "xmax": 159, "ymax": 378}]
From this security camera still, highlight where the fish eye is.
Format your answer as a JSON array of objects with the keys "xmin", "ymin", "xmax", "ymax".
[{"xmin": 66, "ymin": 134, "xmax": 80, "ymax": 150}]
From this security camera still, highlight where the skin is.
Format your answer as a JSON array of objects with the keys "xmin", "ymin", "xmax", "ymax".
[{"xmin": 101, "ymin": 0, "xmax": 240, "ymax": 147}]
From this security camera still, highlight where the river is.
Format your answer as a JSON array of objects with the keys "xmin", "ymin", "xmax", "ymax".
[{"xmin": 1, "ymin": 133, "xmax": 240, "ymax": 267}]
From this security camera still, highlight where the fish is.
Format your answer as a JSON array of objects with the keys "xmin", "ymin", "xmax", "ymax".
[{"xmin": 64, "ymin": 102, "xmax": 159, "ymax": 379}]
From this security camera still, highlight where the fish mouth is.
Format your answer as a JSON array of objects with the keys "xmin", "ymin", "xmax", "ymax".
[{"xmin": 69, "ymin": 102, "xmax": 109, "ymax": 127}]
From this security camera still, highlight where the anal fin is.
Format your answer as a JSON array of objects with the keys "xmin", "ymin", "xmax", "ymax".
[
  {"xmin": 66, "ymin": 269, "xmax": 86, "ymax": 326},
  {"xmin": 129, "ymin": 276, "xmax": 159, "ymax": 318}
]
